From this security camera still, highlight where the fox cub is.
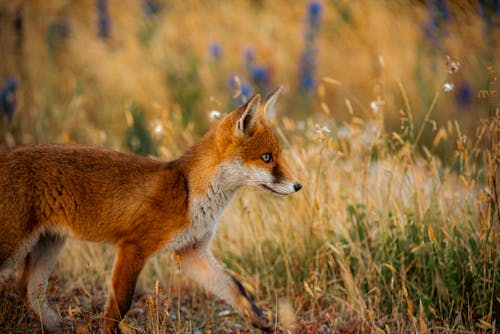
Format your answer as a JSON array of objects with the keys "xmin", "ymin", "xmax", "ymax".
[{"xmin": 0, "ymin": 87, "xmax": 301, "ymax": 333}]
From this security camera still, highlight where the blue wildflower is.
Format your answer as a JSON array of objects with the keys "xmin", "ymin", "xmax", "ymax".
[
  {"xmin": 229, "ymin": 73, "xmax": 240, "ymax": 91},
  {"xmin": 0, "ymin": 78, "xmax": 18, "ymax": 125},
  {"xmin": 209, "ymin": 42, "xmax": 222, "ymax": 61},
  {"xmin": 249, "ymin": 65, "xmax": 270, "ymax": 88},
  {"xmin": 240, "ymin": 83, "xmax": 253, "ymax": 103},
  {"xmin": 423, "ymin": 0, "xmax": 450, "ymax": 54},
  {"xmin": 455, "ymin": 82, "xmax": 472, "ymax": 108},
  {"xmin": 299, "ymin": 68, "xmax": 315, "ymax": 92},
  {"xmin": 299, "ymin": 1, "xmax": 322, "ymax": 92},
  {"xmin": 478, "ymin": 0, "xmax": 500, "ymax": 38},
  {"xmin": 229, "ymin": 74, "xmax": 254, "ymax": 105},
  {"xmin": 244, "ymin": 47, "xmax": 255, "ymax": 68},
  {"xmin": 299, "ymin": 47, "xmax": 317, "ymax": 91},
  {"xmin": 96, "ymin": 0, "xmax": 111, "ymax": 39},
  {"xmin": 307, "ymin": 2, "xmax": 322, "ymax": 34},
  {"xmin": 434, "ymin": 0, "xmax": 450, "ymax": 21},
  {"xmin": 242, "ymin": 46, "xmax": 271, "ymax": 91}
]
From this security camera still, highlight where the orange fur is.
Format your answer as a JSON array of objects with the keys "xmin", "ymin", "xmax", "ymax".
[{"xmin": 0, "ymin": 88, "xmax": 300, "ymax": 333}]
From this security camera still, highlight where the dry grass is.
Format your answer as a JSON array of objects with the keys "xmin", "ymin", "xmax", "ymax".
[{"xmin": 0, "ymin": 0, "xmax": 499, "ymax": 333}]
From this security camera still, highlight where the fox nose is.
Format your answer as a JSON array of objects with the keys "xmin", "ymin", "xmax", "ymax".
[{"xmin": 293, "ymin": 182, "xmax": 302, "ymax": 192}]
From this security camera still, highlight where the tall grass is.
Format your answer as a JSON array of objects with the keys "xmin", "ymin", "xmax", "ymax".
[
  {"xmin": 50, "ymin": 98, "xmax": 498, "ymax": 333},
  {"xmin": 0, "ymin": 0, "xmax": 499, "ymax": 333},
  {"xmin": 214, "ymin": 114, "xmax": 498, "ymax": 333}
]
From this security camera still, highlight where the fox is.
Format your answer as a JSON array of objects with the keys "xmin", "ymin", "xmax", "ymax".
[{"xmin": 0, "ymin": 87, "xmax": 301, "ymax": 333}]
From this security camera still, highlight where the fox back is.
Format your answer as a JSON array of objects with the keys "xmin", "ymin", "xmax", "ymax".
[{"xmin": 0, "ymin": 87, "xmax": 301, "ymax": 333}]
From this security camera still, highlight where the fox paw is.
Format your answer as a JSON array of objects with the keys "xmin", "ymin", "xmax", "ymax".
[{"xmin": 251, "ymin": 308, "xmax": 274, "ymax": 332}]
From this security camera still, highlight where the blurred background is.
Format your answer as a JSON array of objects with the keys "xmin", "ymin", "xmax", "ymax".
[
  {"xmin": 0, "ymin": 1, "xmax": 499, "ymax": 333},
  {"xmin": 0, "ymin": 1, "xmax": 498, "ymax": 157}
]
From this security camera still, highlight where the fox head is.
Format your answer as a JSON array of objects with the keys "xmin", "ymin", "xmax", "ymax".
[{"xmin": 214, "ymin": 87, "xmax": 302, "ymax": 195}]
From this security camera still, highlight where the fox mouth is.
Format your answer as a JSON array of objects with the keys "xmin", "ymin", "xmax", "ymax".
[{"xmin": 260, "ymin": 184, "xmax": 289, "ymax": 195}]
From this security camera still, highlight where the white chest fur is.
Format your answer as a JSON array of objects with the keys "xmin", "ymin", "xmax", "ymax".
[{"xmin": 166, "ymin": 163, "xmax": 242, "ymax": 251}]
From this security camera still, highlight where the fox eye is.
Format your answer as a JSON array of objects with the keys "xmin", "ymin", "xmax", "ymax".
[{"xmin": 261, "ymin": 153, "xmax": 273, "ymax": 163}]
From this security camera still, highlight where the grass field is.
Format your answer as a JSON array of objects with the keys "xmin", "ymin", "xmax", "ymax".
[{"xmin": 0, "ymin": 1, "xmax": 499, "ymax": 333}]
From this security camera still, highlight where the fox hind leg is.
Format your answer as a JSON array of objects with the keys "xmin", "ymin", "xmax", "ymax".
[{"xmin": 23, "ymin": 234, "xmax": 67, "ymax": 334}]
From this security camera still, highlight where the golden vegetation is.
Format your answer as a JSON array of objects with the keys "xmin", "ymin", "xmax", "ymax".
[{"xmin": 0, "ymin": 0, "xmax": 499, "ymax": 333}]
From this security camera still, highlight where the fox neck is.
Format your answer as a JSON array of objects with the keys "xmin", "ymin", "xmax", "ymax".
[
  {"xmin": 189, "ymin": 162, "xmax": 242, "ymax": 223},
  {"xmin": 166, "ymin": 134, "xmax": 243, "ymax": 251},
  {"xmin": 178, "ymin": 128, "xmax": 241, "ymax": 194}
]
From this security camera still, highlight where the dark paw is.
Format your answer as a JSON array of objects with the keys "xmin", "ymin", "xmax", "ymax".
[{"xmin": 251, "ymin": 309, "xmax": 274, "ymax": 333}]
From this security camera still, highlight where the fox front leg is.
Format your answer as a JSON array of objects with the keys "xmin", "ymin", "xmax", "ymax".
[
  {"xmin": 176, "ymin": 241, "xmax": 273, "ymax": 332},
  {"xmin": 104, "ymin": 243, "xmax": 149, "ymax": 333}
]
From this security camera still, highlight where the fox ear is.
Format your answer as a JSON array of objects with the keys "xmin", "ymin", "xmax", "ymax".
[
  {"xmin": 237, "ymin": 94, "xmax": 261, "ymax": 136},
  {"xmin": 262, "ymin": 85, "xmax": 283, "ymax": 119}
]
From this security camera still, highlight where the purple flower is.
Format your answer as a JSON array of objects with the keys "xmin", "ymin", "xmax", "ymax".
[
  {"xmin": 423, "ymin": 0, "xmax": 450, "ymax": 53},
  {"xmin": 455, "ymin": 82, "xmax": 472, "ymax": 108},
  {"xmin": 299, "ymin": 2, "xmax": 322, "ymax": 92},
  {"xmin": 229, "ymin": 73, "xmax": 239, "ymax": 90},
  {"xmin": 299, "ymin": 50, "xmax": 317, "ymax": 91},
  {"xmin": 309, "ymin": 1, "xmax": 322, "ymax": 18},
  {"xmin": 434, "ymin": 0, "xmax": 450, "ymax": 21},
  {"xmin": 209, "ymin": 42, "xmax": 222, "ymax": 61},
  {"xmin": 478, "ymin": 0, "xmax": 500, "ymax": 37},
  {"xmin": 307, "ymin": 1, "xmax": 323, "ymax": 34},
  {"xmin": 299, "ymin": 68, "xmax": 315, "ymax": 91},
  {"xmin": 0, "ymin": 78, "xmax": 18, "ymax": 125},
  {"xmin": 240, "ymin": 83, "xmax": 253, "ymax": 103},
  {"xmin": 249, "ymin": 65, "xmax": 270, "ymax": 87},
  {"xmin": 96, "ymin": 0, "xmax": 111, "ymax": 39},
  {"xmin": 242, "ymin": 46, "xmax": 271, "ymax": 90},
  {"xmin": 228, "ymin": 74, "xmax": 254, "ymax": 105},
  {"xmin": 244, "ymin": 47, "xmax": 255, "ymax": 68}
]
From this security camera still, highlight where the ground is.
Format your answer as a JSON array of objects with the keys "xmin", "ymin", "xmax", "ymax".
[{"xmin": 0, "ymin": 273, "xmax": 369, "ymax": 334}]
